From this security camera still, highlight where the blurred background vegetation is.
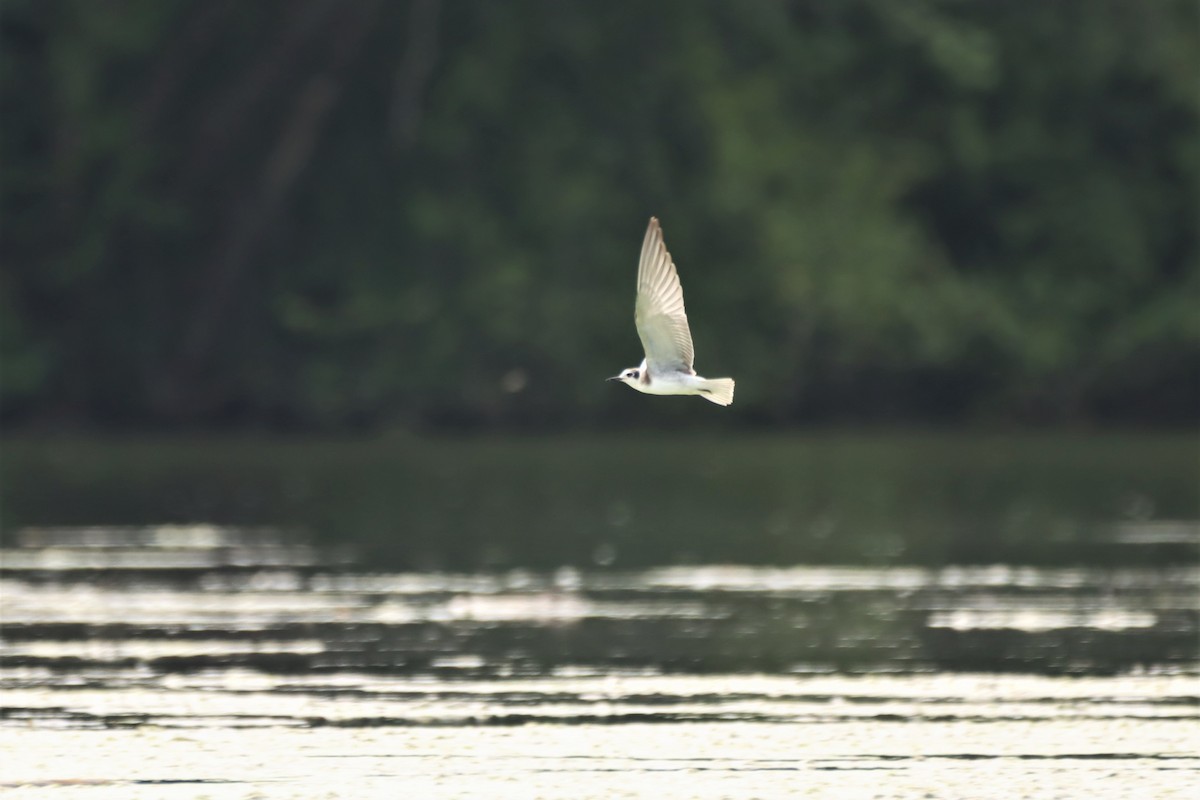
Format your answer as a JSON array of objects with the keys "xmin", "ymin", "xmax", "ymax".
[{"xmin": 3, "ymin": 0, "xmax": 1197, "ymax": 433}]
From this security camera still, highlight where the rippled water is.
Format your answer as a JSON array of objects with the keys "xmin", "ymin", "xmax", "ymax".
[{"xmin": 2, "ymin": 524, "xmax": 1197, "ymax": 798}]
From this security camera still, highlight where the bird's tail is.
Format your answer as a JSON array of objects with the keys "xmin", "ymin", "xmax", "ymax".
[{"xmin": 699, "ymin": 377, "xmax": 735, "ymax": 406}]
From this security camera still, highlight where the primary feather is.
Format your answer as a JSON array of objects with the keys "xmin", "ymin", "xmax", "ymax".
[{"xmin": 635, "ymin": 217, "xmax": 695, "ymax": 374}]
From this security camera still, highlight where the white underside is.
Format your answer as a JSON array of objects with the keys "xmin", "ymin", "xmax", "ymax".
[
  {"xmin": 629, "ymin": 372, "xmax": 709, "ymax": 396},
  {"xmin": 617, "ymin": 366, "xmax": 735, "ymax": 406}
]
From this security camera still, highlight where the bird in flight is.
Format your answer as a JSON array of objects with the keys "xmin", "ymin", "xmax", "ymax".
[{"xmin": 608, "ymin": 217, "xmax": 735, "ymax": 406}]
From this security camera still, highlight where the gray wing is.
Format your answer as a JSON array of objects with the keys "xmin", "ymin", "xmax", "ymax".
[{"xmin": 635, "ymin": 217, "xmax": 695, "ymax": 373}]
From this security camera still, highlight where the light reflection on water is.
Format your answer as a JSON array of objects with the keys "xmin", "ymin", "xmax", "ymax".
[
  {"xmin": 2, "ymin": 525, "xmax": 1196, "ymax": 680},
  {"xmin": 1, "ymin": 525, "xmax": 1197, "ymax": 798}
]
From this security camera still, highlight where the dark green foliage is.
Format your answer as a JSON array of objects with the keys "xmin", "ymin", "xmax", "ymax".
[{"xmin": 2, "ymin": 0, "xmax": 1196, "ymax": 430}]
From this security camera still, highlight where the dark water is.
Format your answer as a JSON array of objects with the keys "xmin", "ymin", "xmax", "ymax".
[
  {"xmin": 4, "ymin": 432, "xmax": 1197, "ymax": 570},
  {"xmin": 1, "ymin": 433, "xmax": 1197, "ymax": 797}
]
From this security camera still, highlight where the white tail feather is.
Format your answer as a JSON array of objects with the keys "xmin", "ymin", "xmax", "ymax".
[{"xmin": 699, "ymin": 377, "xmax": 735, "ymax": 406}]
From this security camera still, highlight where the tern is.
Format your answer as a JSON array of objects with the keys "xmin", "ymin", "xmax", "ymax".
[{"xmin": 608, "ymin": 217, "xmax": 735, "ymax": 406}]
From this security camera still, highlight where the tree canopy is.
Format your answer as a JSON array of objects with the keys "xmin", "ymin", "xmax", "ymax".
[{"xmin": 3, "ymin": 0, "xmax": 1197, "ymax": 430}]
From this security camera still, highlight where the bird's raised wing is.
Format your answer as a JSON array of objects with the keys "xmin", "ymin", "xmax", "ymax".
[{"xmin": 635, "ymin": 217, "xmax": 695, "ymax": 373}]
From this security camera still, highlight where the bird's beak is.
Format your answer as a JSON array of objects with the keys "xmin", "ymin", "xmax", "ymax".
[{"xmin": 606, "ymin": 375, "xmax": 623, "ymax": 382}]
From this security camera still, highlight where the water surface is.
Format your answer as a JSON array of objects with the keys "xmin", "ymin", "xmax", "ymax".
[
  {"xmin": 1, "ymin": 433, "xmax": 1197, "ymax": 797},
  {"xmin": 3, "ymin": 432, "xmax": 1196, "ymax": 569}
]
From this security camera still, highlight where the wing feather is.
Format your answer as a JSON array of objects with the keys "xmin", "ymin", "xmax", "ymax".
[{"xmin": 635, "ymin": 217, "xmax": 695, "ymax": 373}]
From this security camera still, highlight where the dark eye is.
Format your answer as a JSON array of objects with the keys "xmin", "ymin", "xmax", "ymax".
[{"xmin": 631, "ymin": 371, "xmax": 639, "ymax": 378}]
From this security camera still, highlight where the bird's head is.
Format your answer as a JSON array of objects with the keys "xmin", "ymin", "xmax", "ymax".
[{"xmin": 607, "ymin": 367, "xmax": 642, "ymax": 386}]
